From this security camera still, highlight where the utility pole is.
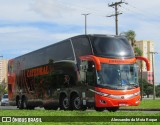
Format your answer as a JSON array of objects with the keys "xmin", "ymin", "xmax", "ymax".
[
  {"xmin": 140, "ymin": 61, "xmax": 143, "ymax": 101},
  {"xmin": 150, "ymin": 52, "xmax": 158, "ymax": 100},
  {"xmin": 108, "ymin": 0, "xmax": 127, "ymax": 35},
  {"xmin": 82, "ymin": 13, "xmax": 90, "ymax": 35}
]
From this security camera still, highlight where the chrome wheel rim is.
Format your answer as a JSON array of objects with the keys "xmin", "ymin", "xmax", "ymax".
[
  {"xmin": 74, "ymin": 97, "xmax": 81, "ymax": 109},
  {"xmin": 63, "ymin": 97, "xmax": 69, "ymax": 109}
]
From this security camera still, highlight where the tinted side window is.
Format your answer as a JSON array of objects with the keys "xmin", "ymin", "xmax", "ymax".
[
  {"xmin": 18, "ymin": 40, "xmax": 74, "ymax": 69},
  {"xmin": 47, "ymin": 40, "xmax": 74, "ymax": 61},
  {"xmin": 72, "ymin": 37, "xmax": 92, "ymax": 58}
]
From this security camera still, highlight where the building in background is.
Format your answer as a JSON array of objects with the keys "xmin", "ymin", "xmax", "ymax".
[
  {"xmin": 0, "ymin": 59, "xmax": 8, "ymax": 84},
  {"xmin": 135, "ymin": 40, "xmax": 154, "ymax": 84}
]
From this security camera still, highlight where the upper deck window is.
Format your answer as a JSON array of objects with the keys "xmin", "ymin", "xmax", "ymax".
[
  {"xmin": 91, "ymin": 36, "xmax": 135, "ymax": 58},
  {"xmin": 72, "ymin": 37, "xmax": 92, "ymax": 58}
]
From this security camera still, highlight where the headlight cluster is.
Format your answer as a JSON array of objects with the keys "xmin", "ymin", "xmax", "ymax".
[{"xmin": 89, "ymin": 89, "xmax": 140, "ymax": 99}]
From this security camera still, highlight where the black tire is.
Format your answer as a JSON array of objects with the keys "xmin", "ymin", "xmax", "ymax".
[
  {"xmin": 71, "ymin": 95, "xmax": 81, "ymax": 110},
  {"xmin": 21, "ymin": 98, "xmax": 27, "ymax": 109},
  {"xmin": 27, "ymin": 106, "xmax": 35, "ymax": 110},
  {"xmin": 44, "ymin": 106, "xmax": 50, "ymax": 110},
  {"xmin": 60, "ymin": 95, "xmax": 70, "ymax": 110},
  {"xmin": 94, "ymin": 107, "xmax": 105, "ymax": 112},
  {"xmin": 106, "ymin": 107, "xmax": 119, "ymax": 112},
  {"xmin": 44, "ymin": 106, "xmax": 58, "ymax": 110},
  {"xmin": 16, "ymin": 97, "xmax": 20, "ymax": 108},
  {"xmin": 17, "ymin": 99, "xmax": 22, "ymax": 109},
  {"xmin": 18, "ymin": 98, "xmax": 27, "ymax": 110}
]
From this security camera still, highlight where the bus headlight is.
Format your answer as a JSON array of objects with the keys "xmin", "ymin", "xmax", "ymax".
[
  {"xmin": 96, "ymin": 91, "xmax": 109, "ymax": 97},
  {"xmin": 89, "ymin": 89, "xmax": 109, "ymax": 97}
]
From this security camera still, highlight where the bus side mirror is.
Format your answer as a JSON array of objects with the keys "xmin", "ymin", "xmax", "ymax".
[
  {"xmin": 80, "ymin": 60, "xmax": 88, "ymax": 72},
  {"xmin": 79, "ymin": 60, "xmax": 88, "ymax": 82},
  {"xmin": 136, "ymin": 56, "xmax": 150, "ymax": 71},
  {"xmin": 79, "ymin": 55, "xmax": 101, "ymax": 71},
  {"xmin": 80, "ymin": 65, "xmax": 88, "ymax": 72}
]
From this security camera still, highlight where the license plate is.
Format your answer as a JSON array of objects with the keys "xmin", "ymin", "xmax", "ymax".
[{"xmin": 119, "ymin": 103, "xmax": 128, "ymax": 106}]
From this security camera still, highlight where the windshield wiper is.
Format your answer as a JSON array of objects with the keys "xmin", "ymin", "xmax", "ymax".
[{"xmin": 132, "ymin": 84, "xmax": 138, "ymax": 88}]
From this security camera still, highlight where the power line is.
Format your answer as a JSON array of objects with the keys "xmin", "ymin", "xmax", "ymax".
[
  {"xmin": 57, "ymin": 0, "xmax": 113, "ymax": 17},
  {"xmin": 119, "ymin": 5, "xmax": 160, "ymax": 28},
  {"xmin": 126, "ymin": 3, "xmax": 160, "ymax": 19},
  {"xmin": 107, "ymin": 0, "xmax": 128, "ymax": 35}
]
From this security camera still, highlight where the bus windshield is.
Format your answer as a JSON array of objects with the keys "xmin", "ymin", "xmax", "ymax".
[
  {"xmin": 97, "ymin": 63, "xmax": 139, "ymax": 90},
  {"xmin": 91, "ymin": 36, "xmax": 134, "ymax": 58}
]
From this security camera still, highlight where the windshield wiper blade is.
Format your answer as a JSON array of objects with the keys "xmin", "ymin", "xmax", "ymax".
[{"xmin": 133, "ymin": 84, "xmax": 138, "ymax": 88}]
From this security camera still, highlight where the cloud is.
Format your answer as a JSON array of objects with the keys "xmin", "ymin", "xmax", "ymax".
[
  {"xmin": 0, "ymin": 25, "xmax": 82, "ymax": 58},
  {"xmin": 0, "ymin": 0, "xmax": 37, "ymax": 22},
  {"xmin": 0, "ymin": 0, "xmax": 160, "ymax": 83},
  {"xmin": 30, "ymin": 0, "xmax": 115, "ymax": 27},
  {"xmin": 1, "ymin": 0, "xmax": 160, "ymax": 54},
  {"xmin": 31, "ymin": 0, "xmax": 75, "ymax": 18}
]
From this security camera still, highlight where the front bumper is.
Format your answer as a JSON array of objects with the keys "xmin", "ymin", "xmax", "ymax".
[
  {"xmin": 94, "ymin": 87, "xmax": 141, "ymax": 107},
  {"xmin": 95, "ymin": 94, "xmax": 140, "ymax": 107},
  {"xmin": 1, "ymin": 102, "xmax": 9, "ymax": 106}
]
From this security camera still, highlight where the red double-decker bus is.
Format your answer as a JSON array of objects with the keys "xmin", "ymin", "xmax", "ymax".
[{"xmin": 8, "ymin": 34, "xmax": 150, "ymax": 111}]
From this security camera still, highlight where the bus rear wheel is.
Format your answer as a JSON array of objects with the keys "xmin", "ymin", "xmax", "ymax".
[
  {"xmin": 18, "ymin": 98, "xmax": 27, "ymax": 110},
  {"xmin": 71, "ymin": 95, "xmax": 81, "ymax": 110},
  {"xmin": 17, "ymin": 99, "xmax": 22, "ymax": 109},
  {"xmin": 60, "ymin": 95, "xmax": 70, "ymax": 110}
]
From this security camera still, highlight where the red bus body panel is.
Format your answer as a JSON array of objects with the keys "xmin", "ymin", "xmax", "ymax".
[{"xmin": 95, "ymin": 87, "xmax": 140, "ymax": 107}]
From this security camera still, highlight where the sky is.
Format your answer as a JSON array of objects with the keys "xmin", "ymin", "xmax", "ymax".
[{"xmin": 0, "ymin": 0, "xmax": 160, "ymax": 83}]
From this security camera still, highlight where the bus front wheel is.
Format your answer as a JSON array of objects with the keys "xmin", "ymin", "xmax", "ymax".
[
  {"xmin": 44, "ymin": 106, "xmax": 58, "ymax": 110},
  {"xmin": 94, "ymin": 107, "xmax": 105, "ymax": 112},
  {"xmin": 106, "ymin": 107, "xmax": 119, "ymax": 112}
]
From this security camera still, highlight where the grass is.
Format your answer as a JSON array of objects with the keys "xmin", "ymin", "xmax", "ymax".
[
  {"xmin": 0, "ymin": 110, "xmax": 159, "ymax": 125},
  {"xmin": 0, "ymin": 109, "xmax": 159, "ymax": 116},
  {"xmin": 0, "ymin": 100, "xmax": 159, "ymax": 125},
  {"xmin": 120, "ymin": 99, "xmax": 160, "ymax": 109}
]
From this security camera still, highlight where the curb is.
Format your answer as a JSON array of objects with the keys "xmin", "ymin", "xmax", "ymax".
[{"xmin": 119, "ymin": 108, "xmax": 160, "ymax": 111}]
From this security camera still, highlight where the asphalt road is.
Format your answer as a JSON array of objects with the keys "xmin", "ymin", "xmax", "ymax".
[
  {"xmin": 0, "ymin": 105, "xmax": 44, "ymax": 110},
  {"xmin": 0, "ymin": 106, "xmax": 17, "ymax": 110}
]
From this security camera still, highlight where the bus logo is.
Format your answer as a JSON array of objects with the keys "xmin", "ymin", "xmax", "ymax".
[
  {"xmin": 121, "ymin": 96, "xmax": 124, "ymax": 99},
  {"xmin": 2, "ymin": 117, "xmax": 11, "ymax": 122}
]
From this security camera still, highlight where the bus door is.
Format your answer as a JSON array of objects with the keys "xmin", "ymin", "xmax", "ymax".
[{"xmin": 80, "ymin": 60, "xmax": 96, "ymax": 107}]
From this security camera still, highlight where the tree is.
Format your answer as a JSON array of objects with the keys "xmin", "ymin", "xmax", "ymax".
[
  {"xmin": 139, "ymin": 79, "xmax": 153, "ymax": 98},
  {"xmin": 120, "ymin": 30, "xmax": 142, "ymax": 56},
  {"xmin": 156, "ymin": 85, "xmax": 160, "ymax": 97},
  {"xmin": 121, "ymin": 30, "xmax": 136, "ymax": 47},
  {"xmin": 145, "ymin": 86, "xmax": 153, "ymax": 98},
  {"xmin": 0, "ymin": 82, "xmax": 7, "ymax": 98},
  {"xmin": 134, "ymin": 47, "xmax": 143, "ymax": 56}
]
